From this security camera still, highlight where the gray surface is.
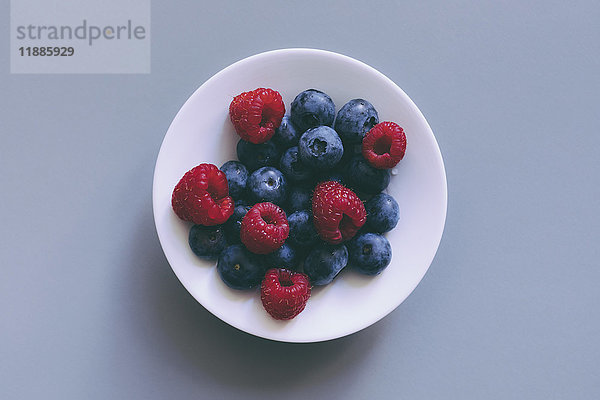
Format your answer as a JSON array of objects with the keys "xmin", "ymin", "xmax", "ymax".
[{"xmin": 2, "ymin": 1, "xmax": 599, "ymax": 399}]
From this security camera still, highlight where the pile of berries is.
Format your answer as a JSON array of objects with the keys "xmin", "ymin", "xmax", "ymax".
[{"xmin": 172, "ymin": 87, "xmax": 406, "ymax": 320}]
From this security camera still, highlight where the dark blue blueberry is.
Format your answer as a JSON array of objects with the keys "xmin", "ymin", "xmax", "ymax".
[
  {"xmin": 290, "ymin": 89, "xmax": 336, "ymax": 133},
  {"xmin": 220, "ymin": 160, "xmax": 248, "ymax": 199},
  {"xmin": 287, "ymin": 185, "xmax": 312, "ymax": 213},
  {"xmin": 298, "ymin": 126, "xmax": 344, "ymax": 169},
  {"xmin": 280, "ymin": 146, "xmax": 312, "ymax": 182},
  {"xmin": 365, "ymin": 193, "xmax": 400, "ymax": 233},
  {"xmin": 188, "ymin": 224, "xmax": 228, "ymax": 260},
  {"xmin": 347, "ymin": 233, "xmax": 392, "ymax": 275},
  {"xmin": 334, "ymin": 99, "xmax": 379, "ymax": 144},
  {"xmin": 303, "ymin": 243, "xmax": 348, "ymax": 286},
  {"xmin": 236, "ymin": 139, "xmax": 280, "ymax": 172},
  {"xmin": 315, "ymin": 143, "xmax": 356, "ymax": 186},
  {"xmin": 247, "ymin": 167, "xmax": 288, "ymax": 206},
  {"xmin": 264, "ymin": 243, "xmax": 299, "ymax": 270},
  {"xmin": 317, "ymin": 171, "xmax": 345, "ymax": 185},
  {"xmin": 234, "ymin": 198, "xmax": 250, "ymax": 207},
  {"xmin": 345, "ymin": 156, "xmax": 390, "ymax": 194},
  {"xmin": 356, "ymin": 191, "xmax": 375, "ymax": 203},
  {"xmin": 223, "ymin": 204, "xmax": 252, "ymax": 244},
  {"xmin": 338, "ymin": 142, "xmax": 361, "ymax": 167},
  {"xmin": 287, "ymin": 210, "xmax": 319, "ymax": 248},
  {"xmin": 217, "ymin": 244, "xmax": 265, "ymax": 290},
  {"xmin": 273, "ymin": 115, "xmax": 300, "ymax": 149}
]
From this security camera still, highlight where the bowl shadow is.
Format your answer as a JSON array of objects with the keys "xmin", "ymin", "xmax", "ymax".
[{"xmin": 126, "ymin": 201, "xmax": 385, "ymax": 391}]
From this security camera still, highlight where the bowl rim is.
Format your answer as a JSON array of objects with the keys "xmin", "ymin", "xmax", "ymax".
[{"xmin": 152, "ymin": 48, "xmax": 448, "ymax": 343}]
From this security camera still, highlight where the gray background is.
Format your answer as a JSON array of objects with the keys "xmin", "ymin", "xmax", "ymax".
[{"xmin": 1, "ymin": 1, "xmax": 599, "ymax": 399}]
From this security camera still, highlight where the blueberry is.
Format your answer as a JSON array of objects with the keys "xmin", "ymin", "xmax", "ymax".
[
  {"xmin": 265, "ymin": 243, "xmax": 299, "ymax": 269},
  {"xmin": 291, "ymin": 89, "xmax": 336, "ymax": 133},
  {"xmin": 365, "ymin": 193, "xmax": 399, "ymax": 233},
  {"xmin": 317, "ymin": 171, "xmax": 345, "ymax": 185},
  {"xmin": 188, "ymin": 224, "xmax": 228, "ymax": 260},
  {"xmin": 287, "ymin": 185, "xmax": 312, "ymax": 213},
  {"xmin": 223, "ymin": 204, "xmax": 252, "ymax": 244},
  {"xmin": 273, "ymin": 115, "xmax": 300, "ymax": 149},
  {"xmin": 280, "ymin": 146, "xmax": 312, "ymax": 183},
  {"xmin": 345, "ymin": 156, "xmax": 390, "ymax": 194},
  {"xmin": 247, "ymin": 167, "xmax": 288, "ymax": 206},
  {"xmin": 234, "ymin": 198, "xmax": 249, "ymax": 207},
  {"xmin": 303, "ymin": 243, "xmax": 348, "ymax": 285},
  {"xmin": 356, "ymin": 191, "xmax": 375, "ymax": 203},
  {"xmin": 220, "ymin": 160, "xmax": 248, "ymax": 199},
  {"xmin": 338, "ymin": 142, "xmax": 361, "ymax": 167},
  {"xmin": 298, "ymin": 126, "xmax": 344, "ymax": 169},
  {"xmin": 217, "ymin": 244, "xmax": 265, "ymax": 289},
  {"xmin": 316, "ymin": 143, "xmax": 356, "ymax": 186},
  {"xmin": 347, "ymin": 233, "xmax": 392, "ymax": 275},
  {"xmin": 236, "ymin": 139, "xmax": 280, "ymax": 172},
  {"xmin": 334, "ymin": 99, "xmax": 379, "ymax": 144},
  {"xmin": 287, "ymin": 210, "xmax": 318, "ymax": 248}
]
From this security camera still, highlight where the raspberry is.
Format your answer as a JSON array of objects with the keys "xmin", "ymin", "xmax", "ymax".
[
  {"xmin": 361, "ymin": 121, "xmax": 407, "ymax": 169},
  {"xmin": 312, "ymin": 180, "xmax": 366, "ymax": 244},
  {"xmin": 261, "ymin": 268, "xmax": 311, "ymax": 320},
  {"xmin": 229, "ymin": 88, "xmax": 285, "ymax": 144},
  {"xmin": 172, "ymin": 163, "xmax": 234, "ymax": 226},
  {"xmin": 240, "ymin": 202, "xmax": 289, "ymax": 254}
]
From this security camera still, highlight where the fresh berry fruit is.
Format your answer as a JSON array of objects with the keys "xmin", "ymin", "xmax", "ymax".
[
  {"xmin": 362, "ymin": 121, "xmax": 406, "ymax": 169},
  {"xmin": 315, "ymin": 146, "xmax": 356, "ymax": 186},
  {"xmin": 172, "ymin": 163, "xmax": 234, "ymax": 226},
  {"xmin": 234, "ymin": 198, "xmax": 249, "ymax": 207},
  {"xmin": 229, "ymin": 88, "xmax": 285, "ymax": 144},
  {"xmin": 188, "ymin": 224, "xmax": 228, "ymax": 260},
  {"xmin": 365, "ymin": 193, "xmax": 400, "ymax": 233},
  {"xmin": 261, "ymin": 268, "xmax": 311, "ymax": 320},
  {"xmin": 240, "ymin": 202, "xmax": 289, "ymax": 254},
  {"xmin": 287, "ymin": 210, "xmax": 319, "ymax": 248},
  {"xmin": 272, "ymin": 115, "xmax": 300, "ymax": 149},
  {"xmin": 280, "ymin": 146, "xmax": 312, "ymax": 182},
  {"xmin": 347, "ymin": 233, "xmax": 392, "ymax": 275},
  {"xmin": 265, "ymin": 243, "xmax": 299, "ymax": 270},
  {"xmin": 345, "ymin": 156, "xmax": 390, "ymax": 194},
  {"xmin": 247, "ymin": 167, "xmax": 288, "ymax": 206},
  {"xmin": 312, "ymin": 180, "xmax": 366, "ymax": 244},
  {"xmin": 338, "ymin": 141, "xmax": 361, "ymax": 167},
  {"xmin": 298, "ymin": 126, "xmax": 344, "ymax": 169},
  {"xmin": 303, "ymin": 243, "xmax": 348, "ymax": 285},
  {"xmin": 223, "ymin": 204, "xmax": 252, "ymax": 244},
  {"xmin": 356, "ymin": 191, "xmax": 375, "ymax": 203},
  {"xmin": 236, "ymin": 139, "xmax": 280, "ymax": 172},
  {"xmin": 217, "ymin": 244, "xmax": 265, "ymax": 289},
  {"xmin": 290, "ymin": 89, "xmax": 335, "ymax": 133},
  {"xmin": 287, "ymin": 185, "xmax": 312, "ymax": 213},
  {"xmin": 220, "ymin": 160, "xmax": 248, "ymax": 199},
  {"xmin": 334, "ymin": 99, "xmax": 379, "ymax": 144},
  {"xmin": 317, "ymin": 171, "xmax": 345, "ymax": 185}
]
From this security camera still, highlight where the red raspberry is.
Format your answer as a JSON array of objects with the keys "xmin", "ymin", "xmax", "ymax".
[
  {"xmin": 312, "ymin": 181, "xmax": 366, "ymax": 244},
  {"xmin": 240, "ymin": 202, "xmax": 289, "ymax": 254},
  {"xmin": 261, "ymin": 268, "xmax": 311, "ymax": 320},
  {"xmin": 171, "ymin": 163, "xmax": 234, "ymax": 226},
  {"xmin": 362, "ymin": 121, "xmax": 407, "ymax": 169},
  {"xmin": 229, "ymin": 88, "xmax": 285, "ymax": 144}
]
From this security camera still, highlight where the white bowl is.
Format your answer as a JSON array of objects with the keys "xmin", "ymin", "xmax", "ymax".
[{"xmin": 152, "ymin": 48, "xmax": 447, "ymax": 343}]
